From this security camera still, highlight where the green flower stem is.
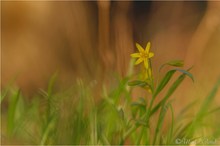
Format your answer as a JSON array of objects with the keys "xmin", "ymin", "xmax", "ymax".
[
  {"xmin": 123, "ymin": 60, "xmax": 156, "ymax": 144},
  {"xmin": 123, "ymin": 90, "xmax": 157, "ymax": 144},
  {"xmin": 149, "ymin": 60, "xmax": 155, "ymax": 92}
]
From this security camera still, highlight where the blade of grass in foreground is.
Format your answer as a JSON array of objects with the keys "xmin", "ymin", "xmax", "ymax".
[
  {"xmin": 122, "ymin": 73, "xmax": 189, "ymax": 143},
  {"xmin": 154, "ymin": 70, "xmax": 176, "ymax": 97},
  {"xmin": 174, "ymin": 121, "xmax": 193, "ymax": 141},
  {"xmin": 47, "ymin": 72, "xmax": 58, "ymax": 99},
  {"xmin": 152, "ymin": 69, "xmax": 193, "ymax": 116},
  {"xmin": 40, "ymin": 73, "xmax": 59, "ymax": 145},
  {"xmin": 151, "ymin": 73, "xmax": 186, "ymax": 116},
  {"xmin": 186, "ymin": 78, "xmax": 220, "ymax": 137},
  {"xmin": 1, "ymin": 88, "xmax": 9, "ymax": 103},
  {"xmin": 1, "ymin": 75, "xmax": 20, "ymax": 103},
  {"xmin": 90, "ymin": 108, "xmax": 98, "ymax": 144},
  {"xmin": 176, "ymin": 99, "xmax": 198, "ymax": 121},
  {"xmin": 167, "ymin": 104, "xmax": 174, "ymax": 144},
  {"xmin": 153, "ymin": 101, "xmax": 171, "ymax": 145},
  {"xmin": 7, "ymin": 89, "xmax": 20, "ymax": 136},
  {"xmin": 40, "ymin": 116, "xmax": 57, "ymax": 145}
]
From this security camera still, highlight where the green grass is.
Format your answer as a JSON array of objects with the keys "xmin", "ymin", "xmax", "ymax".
[{"xmin": 1, "ymin": 64, "xmax": 220, "ymax": 145}]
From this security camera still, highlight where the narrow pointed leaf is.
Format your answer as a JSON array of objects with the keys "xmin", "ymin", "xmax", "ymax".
[
  {"xmin": 151, "ymin": 74, "xmax": 186, "ymax": 116},
  {"xmin": 7, "ymin": 90, "xmax": 20, "ymax": 136},
  {"xmin": 153, "ymin": 102, "xmax": 171, "ymax": 144},
  {"xmin": 159, "ymin": 60, "xmax": 184, "ymax": 72},
  {"xmin": 167, "ymin": 60, "xmax": 184, "ymax": 67},
  {"xmin": 186, "ymin": 78, "xmax": 220, "ymax": 137},
  {"xmin": 128, "ymin": 80, "xmax": 149, "ymax": 87},
  {"xmin": 174, "ymin": 68, "xmax": 194, "ymax": 82},
  {"xmin": 154, "ymin": 70, "xmax": 176, "ymax": 97}
]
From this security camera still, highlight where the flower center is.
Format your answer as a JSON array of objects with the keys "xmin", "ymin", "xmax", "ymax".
[{"xmin": 140, "ymin": 52, "xmax": 148, "ymax": 58}]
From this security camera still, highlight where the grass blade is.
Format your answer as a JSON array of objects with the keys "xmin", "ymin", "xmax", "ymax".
[
  {"xmin": 174, "ymin": 68, "xmax": 194, "ymax": 82},
  {"xmin": 153, "ymin": 102, "xmax": 171, "ymax": 144},
  {"xmin": 186, "ymin": 78, "xmax": 220, "ymax": 137},
  {"xmin": 159, "ymin": 60, "xmax": 184, "ymax": 72},
  {"xmin": 90, "ymin": 108, "xmax": 98, "ymax": 145},
  {"xmin": 176, "ymin": 99, "xmax": 198, "ymax": 121},
  {"xmin": 155, "ymin": 68, "xmax": 193, "ymax": 97},
  {"xmin": 40, "ymin": 116, "xmax": 57, "ymax": 145},
  {"xmin": 7, "ymin": 89, "xmax": 20, "ymax": 136},
  {"xmin": 166, "ymin": 60, "xmax": 184, "ymax": 67},
  {"xmin": 167, "ymin": 104, "xmax": 174, "ymax": 144},
  {"xmin": 151, "ymin": 74, "xmax": 186, "ymax": 116},
  {"xmin": 154, "ymin": 70, "xmax": 176, "ymax": 97},
  {"xmin": 128, "ymin": 80, "xmax": 149, "ymax": 87},
  {"xmin": 174, "ymin": 122, "xmax": 192, "ymax": 141},
  {"xmin": 1, "ymin": 88, "xmax": 9, "ymax": 103},
  {"xmin": 47, "ymin": 72, "xmax": 58, "ymax": 98}
]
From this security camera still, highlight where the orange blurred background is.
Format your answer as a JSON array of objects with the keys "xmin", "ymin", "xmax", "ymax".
[{"xmin": 1, "ymin": 1, "xmax": 220, "ymax": 103}]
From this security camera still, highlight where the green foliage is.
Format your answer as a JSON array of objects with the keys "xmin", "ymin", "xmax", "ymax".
[
  {"xmin": 159, "ymin": 60, "xmax": 184, "ymax": 72},
  {"xmin": 7, "ymin": 89, "xmax": 21, "ymax": 136},
  {"xmin": 1, "ymin": 62, "xmax": 220, "ymax": 145},
  {"xmin": 154, "ymin": 70, "xmax": 176, "ymax": 97},
  {"xmin": 186, "ymin": 79, "xmax": 220, "ymax": 137},
  {"xmin": 128, "ymin": 80, "xmax": 149, "ymax": 87},
  {"xmin": 166, "ymin": 60, "xmax": 184, "ymax": 67}
]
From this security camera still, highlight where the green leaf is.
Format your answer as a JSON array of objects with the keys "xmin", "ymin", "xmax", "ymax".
[
  {"xmin": 174, "ymin": 68, "xmax": 194, "ymax": 82},
  {"xmin": 151, "ymin": 74, "xmax": 186, "ymax": 116},
  {"xmin": 118, "ymin": 108, "xmax": 124, "ymax": 120},
  {"xmin": 154, "ymin": 70, "xmax": 176, "ymax": 97},
  {"xmin": 7, "ymin": 89, "xmax": 20, "ymax": 136},
  {"xmin": 40, "ymin": 115, "xmax": 57, "ymax": 145},
  {"xmin": 47, "ymin": 72, "xmax": 58, "ymax": 98},
  {"xmin": 186, "ymin": 78, "xmax": 220, "ymax": 137},
  {"xmin": 176, "ymin": 99, "xmax": 198, "ymax": 121},
  {"xmin": 131, "ymin": 97, "xmax": 146, "ymax": 107},
  {"xmin": 167, "ymin": 60, "xmax": 184, "ymax": 67},
  {"xmin": 131, "ymin": 102, "xmax": 145, "ymax": 108},
  {"xmin": 159, "ymin": 60, "xmax": 184, "ymax": 72},
  {"xmin": 167, "ymin": 104, "xmax": 174, "ymax": 144},
  {"xmin": 128, "ymin": 80, "xmax": 149, "ymax": 87},
  {"xmin": 175, "ymin": 122, "xmax": 192, "ymax": 139},
  {"xmin": 153, "ymin": 102, "xmax": 171, "ymax": 144},
  {"xmin": 134, "ymin": 119, "xmax": 148, "ymax": 127},
  {"xmin": 1, "ymin": 75, "xmax": 19, "ymax": 103},
  {"xmin": 152, "ymin": 68, "xmax": 193, "ymax": 116},
  {"xmin": 131, "ymin": 97, "xmax": 147, "ymax": 118},
  {"xmin": 207, "ymin": 106, "xmax": 220, "ymax": 115},
  {"xmin": 196, "ymin": 78, "xmax": 220, "ymax": 119},
  {"xmin": 1, "ymin": 88, "xmax": 8, "ymax": 103},
  {"xmin": 155, "ymin": 68, "xmax": 193, "ymax": 97},
  {"xmin": 101, "ymin": 133, "xmax": 110, "ymax": 145}
]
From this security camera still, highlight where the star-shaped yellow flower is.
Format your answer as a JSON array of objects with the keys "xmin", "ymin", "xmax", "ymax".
[{"xmin": 131, "ymin": 42, "xmax": 154, "ymax": 69}]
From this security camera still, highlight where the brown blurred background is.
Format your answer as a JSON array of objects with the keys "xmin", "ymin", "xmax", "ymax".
[{"xmin": 1, "ymin": 1, "xmax": 220, "ymax": 103}]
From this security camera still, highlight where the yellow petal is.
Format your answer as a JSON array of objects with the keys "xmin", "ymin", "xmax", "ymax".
[
  {"xmin": 144, "ymin": 59, "xmax": 149, "ymax": 69},
  {"xmin": 149, "ymin": 52, "xmax": 154, "ymax": 58},
  {"xmin": 130, "ymin": 53, "xmax": 140, "ymax": 58},
  {"xmin": 135, "ymin": 58, "xmax": 143, "ymax": 65},
  {"xmin": 145, "ymin": 42, "xmax": 151, "ymax": 53},
  {"xmin": 136, "ymin": 43, "xmax": 145, "ymax": 53}
]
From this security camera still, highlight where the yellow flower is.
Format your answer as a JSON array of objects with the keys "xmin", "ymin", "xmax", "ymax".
[{"xmin": 131, "ymin": 42, "xmax": 154, "ymax": 69}]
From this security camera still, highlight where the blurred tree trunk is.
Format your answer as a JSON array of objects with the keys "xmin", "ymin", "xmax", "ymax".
[
  {"xmin": 185, "ymin": 1, "xmax": 220, "ymax": 67},
  {"xmin": 113, "ymin": 1, "xmax": 134, "ymax": 76},
  {"xmin": 97, "ymin": 0, "xmax": 113, "ymax": 78}
]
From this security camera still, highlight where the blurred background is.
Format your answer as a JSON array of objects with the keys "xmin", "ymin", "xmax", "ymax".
[{"xmin": 1, "ymin": 1, "xmax": 220, "ymax": 102}]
